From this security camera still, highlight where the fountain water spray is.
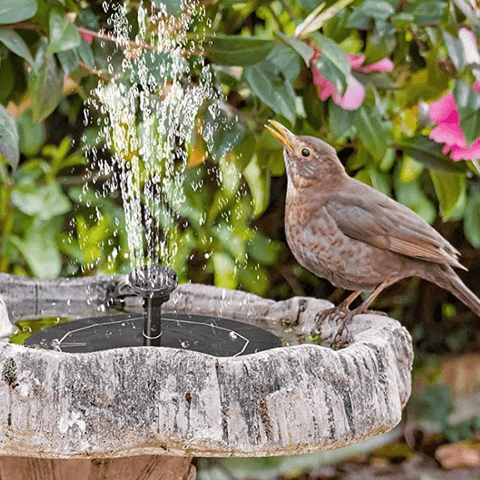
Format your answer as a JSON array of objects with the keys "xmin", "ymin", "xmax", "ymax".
[{"xmin": 82, "ymin": 0, "xmax": 223, "ymax": 273}]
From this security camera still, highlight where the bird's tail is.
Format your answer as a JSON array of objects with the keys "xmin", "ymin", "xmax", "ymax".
[{"xmin": 428, "ymin": 265, "xmax": 480, "ymax": 318}]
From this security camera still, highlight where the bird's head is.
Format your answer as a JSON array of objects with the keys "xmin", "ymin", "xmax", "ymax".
[{"xmin": 265, "ymin": 120, "xmax": 345, "ymax": 188}]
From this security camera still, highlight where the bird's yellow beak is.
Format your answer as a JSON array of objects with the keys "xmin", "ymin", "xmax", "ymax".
[{"xmin": 265, "ymin": 120, "xmax": 294, "ymax": 151}]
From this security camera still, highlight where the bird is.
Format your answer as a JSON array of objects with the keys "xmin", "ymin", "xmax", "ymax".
[{"xmin": 265, "ymin": 120, "xmax": 480, "ymax": 343}]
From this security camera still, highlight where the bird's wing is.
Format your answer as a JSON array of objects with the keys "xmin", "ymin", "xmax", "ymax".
[{"xmin": 325, "ymin": 185, "xmax": 466, "ymax": 270}]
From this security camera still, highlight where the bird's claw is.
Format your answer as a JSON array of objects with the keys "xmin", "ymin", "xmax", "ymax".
[
  {"xmin": 315, "ymin": 306, "xmax": 353, "ymax": 350},
  {"xmin": 331, "ymin": 311, "xmax": 355, "ymax": 349},
  {"xmin": 315, "ymin": 303, "xmax": 389, "ymax": 349},
  {"xmin": 330, "ymin": 308, "xmax": 388, "ymax": 349},
  {"xmin": 314, "ymin": 306, "xmax": 349, "ymax": 326}
]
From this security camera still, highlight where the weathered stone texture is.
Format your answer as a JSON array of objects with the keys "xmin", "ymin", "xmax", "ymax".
[{"xmin": 0, "ymin": 274, "xmax": 413, "ymax": 458}]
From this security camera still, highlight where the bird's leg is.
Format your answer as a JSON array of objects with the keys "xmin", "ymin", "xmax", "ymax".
[
  {"xmin": 315, "ymin": 290, "xmax": 362, "ymax": 327},
  {"xmin": 332, "ymin": 280, "xmax": 394, "ymax": 349}
]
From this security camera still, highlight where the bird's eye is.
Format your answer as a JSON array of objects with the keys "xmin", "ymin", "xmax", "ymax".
[{"xmin": 301, "ymin": 148, "xmax": 310, "ymax": 157}]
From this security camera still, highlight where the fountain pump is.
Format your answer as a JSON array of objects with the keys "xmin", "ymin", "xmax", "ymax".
[{"xmin": 128, "ymin": 264, "xmax": 178, "ymax": 347}]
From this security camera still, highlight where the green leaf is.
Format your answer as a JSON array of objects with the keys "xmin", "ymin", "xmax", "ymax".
[
  {"xmin": 329, "ymin": 102, "xmax": 354, "ymax": 139},
  {"xmin": 464, "ymin": 190, "xmax": 480, "ymax": 248},
  {"xmin": 296, "ymin": 0, "xmax": 323, "ymax": 11},
  {"xmin": 347, "ymin": 146, "xmax": 371, "ymax": 171},
  {"xmin": 218, "ymin": 155, "xmax": 241, "ymax": 198},
  {"xmin": 246, "ymin": 232, "xmax": 282, "ymax": 266},
  {"xmin": 9, "ymin": 219, "xmax": 62, "ymax": 279},
  {"xmin": 212, "ymin": 252, "xmax": 238, "ymax": 290},
  {"xmin": 17, "ymin": 108, "xmax": 45, "ymax": 157},
  {"xmin": 347, "ymin": 0, "xmax": 395, "ymax": 29},
  {"xmin": 396, "ymin": 179, "xmax": 436, "ymax": 223},
  {"xmin": 213, "ymin": 223, "xmax": 246, "ymax": 261},
  {"xmin": 365, "ymin": 32, "xmax": 396, "ymax": 65},
  {"xmin": 402, "ymin": 65, "xmax": 449, "ymax": 104},
  {"xmin": 238, "ymin": 262, "xmax": 270, "ymax": 296},
  {"xmin": 11, "ymin": 182, "xmax": 71, "ymax": 219},
  {"xmin": 0, "ymin": 55, "xmax": 14, "ymax": 104},
  {"xmin": 46, "ymin": 6, "xmax": 81, "ymax": 55},
  {"xmin": 57, "ymin": 48, "xmax": 79, "ymax": 75},
  {"xmin": 267, "ymin": 44, "xmax": 301, "ymax": 83},
  {"xmin": 243, "ymin": 153, "xmax": 270, "ymax": 218},
  {"xmin": 454, "ymin": 81, "xmax": 480, "ymax": 148},
  {"xmin": 277, "ymin": 32, "xmax": 314, "ymax": 66},
  {"xmin": 379, "ymin": 147, "xmax": 396, "ymax": 172},
  {"xmin": 202, "ymin": 35, "xmax": 274, "ymax": 66},
  {"xmin": 152, "ymin": 0, "xmax": 183, "ymax": 17},
  {"xmin": 78, "ymin": 38, "xmax": 94, "ymax": 68},
  {"xmin": 366, "ymin": 167, "xmax": 392, "ymax": 197},
  {"xmin": 57, "ymin": 153, "xmax": 86, "ymax": 171},
  {"xmin": 394, "ymin": 163, "xmax": 436, "ymax": 224},
  {"xmin": 354, "ymin": 105, "xmax": 388, "ymax": 161},
  {"xmin": 323, "ymin": 7, "xmax": 350, "ymax": 43},
  {"xmin": 76, "ymin": 215, "xmax": 111, "ymax": 264},
  {"xmin": 312, "ymin": 32, "xmax": 350, "ymax": 94},
  {"xmin": 400, "ymin": 155, "xmax": 424, "ymax": 182},
  {"xmin": 399, "ymin": 136, "xmax": 467, "ymax": 173},
  {"xmin": 313, "ymin": 55, "xmax": 347, "ymax": 97},
  {"xmin": 0, "ymin": 28, "xmax": 33, "ymax": 64},
  {"xmin": 0, "ymin": 103, "xmax": 19, "ymax": 170},
  {"xmin": 442, "ymin": 31, "xmax": 465, "ymax": 71},
  {"xmin": 390, "ymin": 13, "xmax": 414, "ymax": 31},
  {"xmin": 244, "ymin": 61, "xmax": 296, "ymax": 123},
  {"xmin": 430, "ymin": 171, "xmax": 466, "ymax": 221},
  {"xmin": 0, "ymin": 0, "xmax": 37, "ymax": 24},
  {"xmin": 15, "ymin": 158, "xmax": 50, "ymax": 182},
  {"xmin": 29, "ymin": 54, "xmax": 64, "ymax": 123},
  {"xmin": 403, "ymin": 0, "xmax": 447, "ymax": 25}
]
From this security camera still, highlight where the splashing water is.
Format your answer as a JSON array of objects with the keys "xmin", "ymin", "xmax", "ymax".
[{"xmin": 83, "ymin": 1, "xmax": 223, "ymax": 273}]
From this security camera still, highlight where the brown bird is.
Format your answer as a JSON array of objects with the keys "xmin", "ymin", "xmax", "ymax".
[{"xmin": 265, "ymin": 120, "xmax": 480, "ymax": 339}]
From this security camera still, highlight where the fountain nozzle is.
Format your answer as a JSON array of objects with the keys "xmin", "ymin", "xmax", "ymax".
[{"xmin": 128, "ymin": 264, "xmax": 178, "ymax": 346}]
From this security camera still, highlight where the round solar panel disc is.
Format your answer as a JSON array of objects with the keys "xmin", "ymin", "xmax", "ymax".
[{"xmin": 24, "ymin": 312, "xmax": 282, "ymax": 357}]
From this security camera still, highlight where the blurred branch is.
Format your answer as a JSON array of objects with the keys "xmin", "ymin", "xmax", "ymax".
[
  {"xmin": 294, "ymin": 0, "xmax": 355, "ymax": 38},
  {"xmin": 78, "ymin": 61, "xmax": 111, "ymax": 83},
  {"xmin": 8, "ymin": 22, "xmax": 202, "ymax": 57},
  {"xmin": 76, "ymin": 25, "xmax": 156, "ymax": 52}
]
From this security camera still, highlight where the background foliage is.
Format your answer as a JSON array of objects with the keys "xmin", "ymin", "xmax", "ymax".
[
  {"xmin": 1, "ymin": 0, "xmax": 480, "ymax": 475},
  {"xmin": 0, "ymin": 0, "xmax": 479, "ymax": 338}
]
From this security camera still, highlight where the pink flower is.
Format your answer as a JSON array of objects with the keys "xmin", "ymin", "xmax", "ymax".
[
  {"xmin": 428, "ymin": 82, "xmax": 480, "ymax": 161},
  {"xmin": 311, "ymin": 51, "xmax": 394, "ymax": 110},
  {"xmin": 81, "ymin": 32, "xmax": 93, "ymax": 44}
]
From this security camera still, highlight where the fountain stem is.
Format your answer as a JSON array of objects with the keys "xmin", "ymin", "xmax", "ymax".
[
  {"xmin": 128, "ymin": 264, "xmax": 178, "ymax": 348},
  {"xmin": 142, "ymin": 295, "xmax": 165, "ymax": 346}
]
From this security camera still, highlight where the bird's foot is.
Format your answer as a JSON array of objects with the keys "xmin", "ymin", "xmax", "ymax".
[
  {"xmin": 331, "ymin": 311, "xmax": 355, "ymax": 350},
  {"xmin": 331, "ymin": 307, "xmax": 388, "ymax": 349},
  {"xmin": 315, "ymin": 305, "xmax": 352, "ymax": 350},
  {"xmin": 314, "ymin": 305, "xmax": 350, "ymax": 327}
]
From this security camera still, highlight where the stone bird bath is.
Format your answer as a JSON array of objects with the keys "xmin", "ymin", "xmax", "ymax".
[{"xmin": 0, "ymin": 272, "xmax": 412, "ymax": 479}]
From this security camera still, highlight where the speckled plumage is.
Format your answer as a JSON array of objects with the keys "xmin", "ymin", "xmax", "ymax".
[{"xmin": 266, "ymin": 121, "xmax": 480, "ymax": 318}]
